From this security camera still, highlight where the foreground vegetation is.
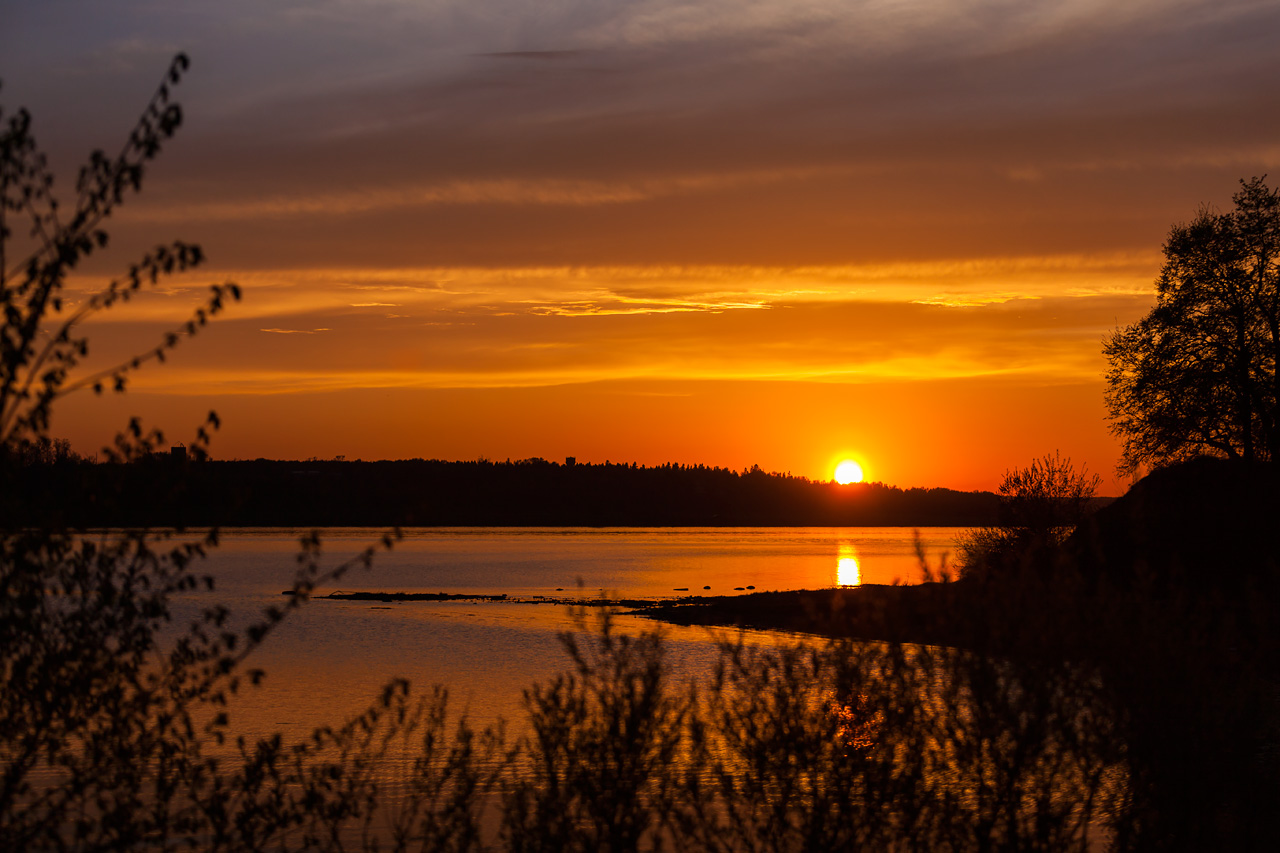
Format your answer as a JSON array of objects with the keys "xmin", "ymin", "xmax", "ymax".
[
  {"xmin": 0, "ymin": 555, "xmax": 1132, "ymax": 852},
  {"xmin": 9, "ymin": 501, "xmax": 1278, "ymax": 851}
]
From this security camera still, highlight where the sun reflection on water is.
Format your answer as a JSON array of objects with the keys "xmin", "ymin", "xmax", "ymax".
[{"xmin": 837, "ymin": 543, "xmax": 861, "ymax": 587}]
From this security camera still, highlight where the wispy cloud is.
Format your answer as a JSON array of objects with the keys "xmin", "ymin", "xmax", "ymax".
[
  {"xmin": 913, "ymin": 294, "xmax": 1042, "ymax": 308},
  {"xmin": 259, "ymin": 327, "xmax": 332, "ymax": 334},
  {"xmin": 128, "ymin": 165, "xmax": 856, "ymax": 222},
  {"xmin": 64, "ymin": 252, "xmax": 1160, "ymax": 323}
]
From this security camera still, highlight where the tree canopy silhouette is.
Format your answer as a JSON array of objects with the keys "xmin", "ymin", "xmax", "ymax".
[{"xmin": 1105, "ymin": 177, "xmax": 1280, "ymax": 475}]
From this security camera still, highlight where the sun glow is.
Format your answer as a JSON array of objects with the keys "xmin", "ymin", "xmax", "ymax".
[{"xmin": 834, "ymin": 459, "xmax": 864, "ymax": 484}]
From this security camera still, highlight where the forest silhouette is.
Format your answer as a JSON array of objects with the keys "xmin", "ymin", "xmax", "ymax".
[{"xmin": 11, "ymin": 455, "xmax": 1003, "ymax": 528}]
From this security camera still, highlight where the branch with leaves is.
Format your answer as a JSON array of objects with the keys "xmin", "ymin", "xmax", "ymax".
[{"xmin": 0, "ymin": 53, "xmax": 240, "ymax": 451}]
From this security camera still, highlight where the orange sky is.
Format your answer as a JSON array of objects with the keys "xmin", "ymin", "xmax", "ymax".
[{"xmin": 8, "ymin": 1, "xmax": 1280, "ymax": 493}]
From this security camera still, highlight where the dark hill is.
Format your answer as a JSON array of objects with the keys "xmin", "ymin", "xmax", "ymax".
[{"xmin": 1068, "ymin": 456, "xmax": 1280, "ymax": 594}]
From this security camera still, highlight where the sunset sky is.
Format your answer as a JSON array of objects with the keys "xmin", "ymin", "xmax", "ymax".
[{"xmin": 5, "ymin": 0, "xmax": 1280, "ymax": 492}]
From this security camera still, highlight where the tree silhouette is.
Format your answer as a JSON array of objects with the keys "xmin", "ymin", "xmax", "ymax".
[{"xmin": 1105, "ymin": 177, "xmax": 1280, "ymax": 475}]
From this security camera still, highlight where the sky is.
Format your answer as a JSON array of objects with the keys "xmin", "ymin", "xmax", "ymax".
[{"xmin": 5, "ymin": 0, "xmax": 1280, "ymax": 492}]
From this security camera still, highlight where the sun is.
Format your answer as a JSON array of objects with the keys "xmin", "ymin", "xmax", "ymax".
[{"xmin": 834, "ymin": 459, "xmax": 864, "ymax": 485}]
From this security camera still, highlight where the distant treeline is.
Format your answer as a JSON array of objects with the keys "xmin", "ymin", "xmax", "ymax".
[{"xmin": 11, "ymin": 456, "xmax": 1003, "ymax": 528}]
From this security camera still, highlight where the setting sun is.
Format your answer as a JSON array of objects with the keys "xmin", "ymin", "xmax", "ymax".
[{"xmin": 834, "ymin": 459, "xmax": 865, "ymax": 484}]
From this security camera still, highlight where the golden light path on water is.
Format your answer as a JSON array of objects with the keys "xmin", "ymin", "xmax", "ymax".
[{"xmin": 837, "ymin": 542, "xmax": 862, "ymax": 587}]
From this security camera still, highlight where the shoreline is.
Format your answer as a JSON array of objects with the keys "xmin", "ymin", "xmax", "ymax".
[{"xmin": 289, "ymin": 583, "xmax": 965, "ymax": 646}]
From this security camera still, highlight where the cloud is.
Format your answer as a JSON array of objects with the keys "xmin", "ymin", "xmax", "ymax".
[
  {"xmin": 13, "ymin": 0, "xmax": 1262, "ymax": 489},
  {"xmin": 63, "ymin": 252, "xmax": 1160, "ymax": 325},
  {"xmin": 80, "ymin": 286, "xmax": 1150, "ymax": 398},
  {"xmin": 521, "ymin": 296, "xmax": 770, "ymax": 317},
  {"xmin": 126, "ymin": 165, "xmax": 856, "ymax": 222},
  {"xmin": 25, "ymin": 0, "xmax": 1267, "ymax": 286},
  {"xmin": 482, "ymin": 50, "xmax": 592, "ymax": 61},
  {"xmin": 912, "ymin": 294, "xmax": 1042, "ymax": 308}
]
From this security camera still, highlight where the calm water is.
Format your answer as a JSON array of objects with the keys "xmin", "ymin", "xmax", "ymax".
[{"xmin": 175, "ymin": 527, "xmax": 966, "ymax": 739}]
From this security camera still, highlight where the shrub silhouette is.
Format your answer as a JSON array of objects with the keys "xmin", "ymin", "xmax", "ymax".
[
  {"xmin": 500, "ymin": 612, "xmax": 687, "ymax": 853},
  {"xmin": 957, "ymin": 451, "xmax": 1100, "ymax": 581}
]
